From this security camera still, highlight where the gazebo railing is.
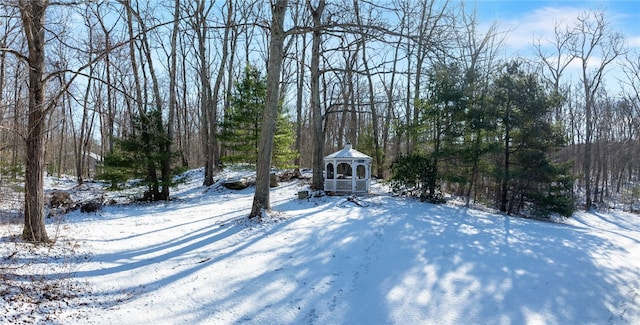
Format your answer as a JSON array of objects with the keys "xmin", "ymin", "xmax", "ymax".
[
  {"xmin": 355, "ymin": 180, "xmax": 367, "ymax": 192},
  {"xmin": 325, "ymin": 178, "xmax": 368, "ymax": 192}
]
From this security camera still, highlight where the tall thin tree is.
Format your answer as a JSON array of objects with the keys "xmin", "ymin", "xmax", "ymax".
[
  {"xmin": 20, "ymin": 0, "xmax": 50, "ymax": 242},
  {"xmin": 308, "ymin": 0, "xmax": 325, "ymax": 190},
  {"xmin": 249, "ymin": 0, "xmax": 288, "ymax": 219},
  {"xmin": 570, "ymin": 10, "xmax": 624, "ymax": 210}
]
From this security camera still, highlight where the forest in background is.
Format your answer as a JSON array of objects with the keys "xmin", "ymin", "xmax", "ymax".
[{"xmin": 0, "ymin": 1, "xmax": 639, "ymax": 242}]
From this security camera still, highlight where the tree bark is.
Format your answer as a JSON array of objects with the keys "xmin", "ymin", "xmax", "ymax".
[
  {"xmin": 207, "ymin": 0, "xmax": 233, "ymax": 181},
  {"xmin": 191, "ymin": 0, "xmax": 216, "ymax": 186},
  {"xmin": 20, "ymin": 0, "xmax": 50, "ymax": 243},
  {"xmin": 294, "ymin": 17, "xmax": 306, "ymax": 170},
  {"xmin": 309, "ymin": 0, "xmax": 325, "ymax": 190},
  {"xmin": 249, "ymin": 0, "xmax": 287, "ymax": 219},
  {"xmin": 354, "ymin": 1, "xmax": 383, "ymax": 178},
  {"xmin": 76, "ymin": 18, "xmax": 94, "ymax": 184},
  {"xmin": 138, "ymin": 6, "xmax": 167, "ymax": 200},
  {"xmin": 164, "ymin": 0, "xmax": 180, "ymax": 198}
]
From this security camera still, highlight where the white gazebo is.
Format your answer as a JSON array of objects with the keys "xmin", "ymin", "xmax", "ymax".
[{"xmin": 324, "ymin": 142, "xmax": 372, "ymax": 193}]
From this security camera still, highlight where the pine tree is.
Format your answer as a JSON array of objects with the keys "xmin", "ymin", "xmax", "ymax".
[
  {"xmin": 97, "ymin": 146, "xmax": 136, "ymax": 190},
  {"xmin": 422, "ymin": 62, "xmax": 466, "ymax": 199},
  {"xmin": 220, "ymin": 65, "xmax": 297, "ymax": 168},
  {"xmin": 389, "ymin": 152, "xmax": 443, "ymax": 203},
  {"xmin": 220, "ymin": 65, "xmax": 267, "ymax": 164},
  {"xmin": 98, "ymin": 109, "xmax": 174, "ymax": 200},
  {"xmin": 391, "ymin": 62, "xmax": 467, "ymax": 203},
  {"xmin": 490, "ymin": 61, "xmax": 574, "ymax": 217},
  {"xmin": 273, "ymin": 111, "xmax": 298, "ymax": 168}
]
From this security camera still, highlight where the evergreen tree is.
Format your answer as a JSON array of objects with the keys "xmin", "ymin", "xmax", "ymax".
[
  {"xmin": 422, "ymin": 62, "xmax": 466, "ymax": 200},
  {"xmin": 457, "ymin": 66, "xmax": 498, "ymax": 206},
  {"xmin": 490, "ymin": 61, "xmax": 574, "ymax": 217},
  {"xmin": 98, "ymin": 109, "xmax": 175, "ymax": 200},
  {"xmin": 220, "ymin": 65, "xmax": 296, "ymax": 168},
  {"xmin": 219, "ymin": 65, "xmax": 266, "ymax": 164},
  {"xmin": 389, "ymin": 61, "xmax": 574, "ymax": 217},
  {"xmin": 273, "ymin": 111, "xmax": 298, "ymax": 168},
  {"xmin": 98, "ymin": 145, "xmax": 137, "ymax": 190},
  {"xmin": 389, "ymin": 153, "xmax": 442, "ymax": 202},
  {"xmin": 389, "ymin": 63, "xmax": 468, "ymax": 204}
]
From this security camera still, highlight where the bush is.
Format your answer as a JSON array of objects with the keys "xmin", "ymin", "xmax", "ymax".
[
  {"xmin": 389, "ymin": 153, "xmax": 444, "ymax": 203},
  {"xmin": 96, "ymin": 146, "xmax": 136, "ymax": 190}
]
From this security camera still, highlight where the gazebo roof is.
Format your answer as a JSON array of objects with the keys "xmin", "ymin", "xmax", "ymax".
[{"xmin": 324, "ymin": 143, "xmax": 371, "ymax": 160}]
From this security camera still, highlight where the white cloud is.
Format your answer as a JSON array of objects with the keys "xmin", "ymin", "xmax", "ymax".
[
  {"xmin": 628, "ymin": 36, "xmax": 640, "ymax": 49},
  {"xmin": 498, "ymin": 5, "xmax": 640, "ymax": 53},
  {"xmin": 500, "ymin": 6, "xmax": 590, "ymax": 51}
]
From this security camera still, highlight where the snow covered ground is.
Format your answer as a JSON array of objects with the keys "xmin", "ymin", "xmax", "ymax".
[{"xmin": 1, "ymin": 168, "xmax": 639, "ymax": 324}]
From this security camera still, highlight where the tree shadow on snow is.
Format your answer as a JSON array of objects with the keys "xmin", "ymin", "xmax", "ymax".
[
  {"xmin": 332, "ymin": 198, "xmax": 639, "ymax": 324},
  {"xmin": 13, "ymin": 187, "xmax": 637, "ymax": 324},
  {"xmin": 122, "ymin": 192, "xmax": 638, "ymax": 325}
]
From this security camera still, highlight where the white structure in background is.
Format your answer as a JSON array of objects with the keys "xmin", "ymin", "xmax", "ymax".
[{"xmin": 323, "ymin": 142, "xmax": 372, "ymax": 193}]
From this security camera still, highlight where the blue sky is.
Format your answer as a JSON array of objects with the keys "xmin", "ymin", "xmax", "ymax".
[
  {"xmin": 472, "ymin": 0, "xmax": 640, "ymax": 51},
  {"xmin": 468, "ymin": 0, "xmax": 639, "ymax": 92}
]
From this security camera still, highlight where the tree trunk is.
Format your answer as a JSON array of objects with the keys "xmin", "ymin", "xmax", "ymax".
[
  {"xmin": 76, "ymin": 44, "xmax": 93, "ymax": 184},
  {"xmin": 249, "ymin": 0, "xmax": 287, "ymax": 219},
  {"xmin": 164, "ymin": 0, "xmax": 180, "ymax": 199},
  {"xmin": 208, "ymin": 0, "xmax": 233, "ymax": 180},
  {"xmin": 180, "ymin": 46, "xmax": 190, "ymax": 167},
  {"xmin": 571, "ymin": 11, "xmax": 623, "ymax": 210},
  {"xmin": 96, "ymin": 5, "xmax": 115, "ymax": 155},
  {"xmin": 192, "ymin": 0, "xmax": 216, "ymax": 186},
  {"xmin": 138, "ymin": 8, "xmax": 167, "ymax": 200},
  {"xmin": 353, "ymin": 1, "xmax": 383, "ymax": 178},
  {"xmin": 56, "ymin": 84, "xmax": 68, "ymax": 178},
  {"xmin": 584, "ymin": 94, "xmax": 593, "ymax": 210},
  {"xmin": 20, "ymin": 0, "xmax": 50, "ymax": 243},
  {"xmin": 294, "ymin": 32, "xmax": 305, "ymax": 169},
  {"xmin": 500, "ymin": 102, "xmax": 511, "ymax": 213},
  {"xmin": 309, "ymin": 0, "xmax": 325, "ymax": 190},
  {"xmin": 465, "ymin": 132, "xmax": 482, "ymax": 207}
]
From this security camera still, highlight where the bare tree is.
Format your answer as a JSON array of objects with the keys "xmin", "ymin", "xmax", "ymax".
[
  {"xmin": 164, "ymin": 0, "xmax": 179, "ymax": 194},
  {"xmin": 621, "ymin": 51, "xmax": 640, "ymax": 111},
  {"xmin": 121, "ymin": 0, "xmax": 166, "ymax": 200},
  {"xmin": 187, "ymin": 0, "xmax": 218, "ymax": 186},
  {"xmin": 290, "ymin": 1, "xmax": 308, "ymax": 171},
  {"xmin": 74, "ymin": 8, "xmax": 98, "ymax": 184},
  {"xmin": 533, "ymin": 20, "xmax": 576, "ymax": 124},
  {"xmin": 93, "ymin": 2, "xmax": 117, "ymax": 155},
  {"xmin": 380, "ymin": 10, "xmax": 407, "ymax": 178},
  {"xmin": 407, "ymin": 0, "xmax": 450, "ymax": 152},
  {"xmin": 249, "ymin": 0, "xmax": 288, "ymax": 219},
  {"xmin": 0, "ymin": 4, "xmax": 26, "ymax": 174},
  {"xmin": 308, "ymin": 0, "xmax": 325, "ymax": 190},
  {"xmin": 207, "ymin": 1, "xmax": 233, "ymax": 184},
  {"xmin": 18, "ymin": 0, "xmax": 50, "ymax": 242},
  {"xmin": 454, "ymin": 2, "xmax": 503, "ymax": 207},
  {"xmin": 353, "ymin": 0, "xmax": 384, "ymax": 177},
  {"xmin": 570, "ymin": 10, "xmax": 625, "ymax": 210}
]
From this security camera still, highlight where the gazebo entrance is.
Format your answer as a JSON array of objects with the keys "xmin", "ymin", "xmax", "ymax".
[{"xmin": 324, "ymin": 142, "xmax": 372, "ymax": 193}]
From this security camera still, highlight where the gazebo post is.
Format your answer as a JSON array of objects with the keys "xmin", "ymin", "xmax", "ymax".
[
  {"xmin": 365, "ymin": 162, "xmax": 370, "ymax": 192},
  {"xmin": 351, "ymin": 160, "xmax": 356, "ymax": 192}
]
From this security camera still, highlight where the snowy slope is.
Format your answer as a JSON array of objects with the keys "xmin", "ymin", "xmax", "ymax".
[{"xmin": 1, "ymin": 169, "xmax": 639, "ymax": 324}]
